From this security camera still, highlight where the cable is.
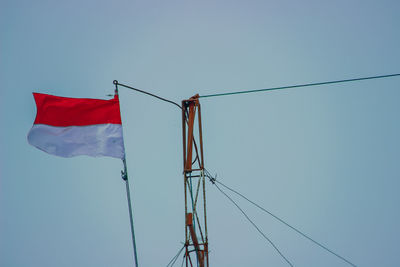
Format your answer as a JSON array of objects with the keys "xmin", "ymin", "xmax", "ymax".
[
  {"xmin": 199, "ymin": 73, "xmax": 400, "ymax": 98},
  {"xmin": 204, "ymin": 170, "xmax": 357, "ymax": 267},
  {"xmin": 180, "ymin": 254, "xmax": 185, "ymax": 267},
  {"xmin": 213, "ymin": 182, "xmax": 294, "ymax": 266},
  {"xmin": 114, "ymin": 80, "xmax": 182, "ymax": 110},
  {"xmin": 166, "ymin": 245, "xmax": 185, "ymax": 267},
  {"xmin": 115, "ymin": 81, "xmax": 203, "ymax": 170}
]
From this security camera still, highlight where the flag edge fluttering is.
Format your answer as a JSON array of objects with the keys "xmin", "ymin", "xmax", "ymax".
[{"xmin": 27, "ymin": 92, "xmax": 125, "ymax": 159}]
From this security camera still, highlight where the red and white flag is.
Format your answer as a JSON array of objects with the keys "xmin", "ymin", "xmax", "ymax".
[{"xmin": 27, "ymin": 92, "xmax": 125, "ymax": 159}]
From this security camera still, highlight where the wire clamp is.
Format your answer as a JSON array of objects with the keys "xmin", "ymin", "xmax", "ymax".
[
  {"xmin": 205, "ymin": 170, "xmax": 216, "ymax": 184},
  {"xmin": 121, "ymin": 170, "xmax": 128, "ymax": 181},
  {"xmin": 209, "ymin": 176, "xmax": 216, "ymax": 184}
]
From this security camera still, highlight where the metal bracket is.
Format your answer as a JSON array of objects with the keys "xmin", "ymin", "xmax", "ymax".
[{"xmin": 121, "ymin": 170, "xmax": 128, "ymax": 181}]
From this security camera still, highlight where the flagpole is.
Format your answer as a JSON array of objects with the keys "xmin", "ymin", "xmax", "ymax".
[
  {"xmin": 114, "ymin": 81, "xmax": 139, "ymax": 267},
  {"xmin": 121, "ymin": 157, "xmax": 139, "ymax": 267}
]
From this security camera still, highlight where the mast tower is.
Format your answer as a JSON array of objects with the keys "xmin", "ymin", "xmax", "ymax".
[{"xmin": 181, "ymin": 95, "xmax": 209, "ymax": 267}]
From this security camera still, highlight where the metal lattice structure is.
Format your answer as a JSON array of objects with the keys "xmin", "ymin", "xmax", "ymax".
[{"xmin": 182, "ymin": 95, "xmax": 209, "ymax": 267}]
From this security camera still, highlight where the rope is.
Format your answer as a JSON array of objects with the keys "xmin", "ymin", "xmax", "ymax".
[
  {"xmin": 114, "ymin": 80, "xmax": 182, "ymax": 109},
  {"xmin": 204, "ymin": 169, "xmax": 357, "ymax": 267},
  {"xmin": 166, "ymin": 245, "xmax": 185, "ymax": 267},
  {"xmin": 199, "ymin": 73, "xmax": 400, "ymax": 98},
  {"xmin": 188, "ymin": 173, "xmax": 196, "ymax": 230},
  {"xmin": 213, "ymin": 182, "xmax": 294, "ymax": 266},
  {"xmin": 180, "ymin": 253, "xmax": 185, "ymax": 267}
]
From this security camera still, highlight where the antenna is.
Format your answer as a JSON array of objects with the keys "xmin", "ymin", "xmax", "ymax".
[{"xmin": 182, "ymin": 95, "xmax": 209, "ymax": 267}]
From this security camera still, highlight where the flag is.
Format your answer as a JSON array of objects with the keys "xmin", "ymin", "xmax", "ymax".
[{"xmin": 27, "ymin": 92, "xmax": 125, "ymax": 159}]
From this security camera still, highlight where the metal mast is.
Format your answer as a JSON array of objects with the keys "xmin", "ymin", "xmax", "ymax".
[{"xmin": 182, "ymin": 95, "xmax": 209, "ymax": 267}]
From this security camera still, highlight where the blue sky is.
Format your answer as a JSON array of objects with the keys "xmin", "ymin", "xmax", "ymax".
[{"xmin": 1, "ymin": 0, "xmax": 400, "ymax": 266}]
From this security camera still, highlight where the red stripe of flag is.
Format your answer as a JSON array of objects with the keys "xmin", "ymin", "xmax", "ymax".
[{"xmin": 33, "ymin": 93, "xmax": 122, "ymax": 127}]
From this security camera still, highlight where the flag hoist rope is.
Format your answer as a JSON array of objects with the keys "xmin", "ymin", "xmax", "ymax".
[{"xmin": 115, "ymin": 82, "xmax": 139, "ymax": 267}]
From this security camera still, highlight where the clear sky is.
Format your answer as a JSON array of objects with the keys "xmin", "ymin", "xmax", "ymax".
[{"xmin": 1, "ymin": 0, "xmax": 400, "ymax": 266}]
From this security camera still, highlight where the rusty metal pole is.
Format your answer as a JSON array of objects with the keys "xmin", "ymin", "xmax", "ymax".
[{"xmin": 182, "ymin": 95, "xmax": 209, "ymax": 267}]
